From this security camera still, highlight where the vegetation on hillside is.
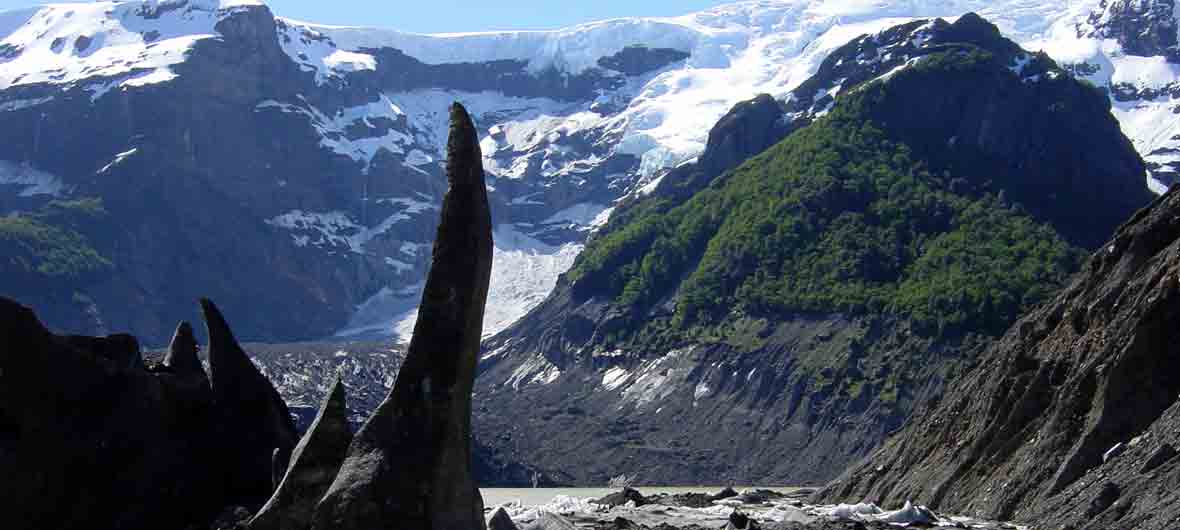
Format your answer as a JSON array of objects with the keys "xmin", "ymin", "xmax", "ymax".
[
  {"xmin": 569, "ymin": 51, "xmax": 1085, "ymax": 346},
  {"xmin": 0, "ymin": 198, "xmax": 113, "ymax": 289}
]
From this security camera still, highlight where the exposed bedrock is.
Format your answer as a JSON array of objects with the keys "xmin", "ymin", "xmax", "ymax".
[{"xmin": 311, "ymin": 102, "xmax": 492, "ymax": 530}]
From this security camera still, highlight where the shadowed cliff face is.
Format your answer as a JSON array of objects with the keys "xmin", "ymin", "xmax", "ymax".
[
  {"xmin": 817, "ymin": 186, "xmax": 1180, "ymax": 529},
  {"xmin": 311, "ymin": 102, "xmax": 492, "ymax": 530}
]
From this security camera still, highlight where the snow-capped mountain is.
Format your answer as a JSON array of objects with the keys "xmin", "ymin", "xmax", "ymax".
[{"xmin": 0, "ymin": 0, "xmax": 1175, "ymax": 345}]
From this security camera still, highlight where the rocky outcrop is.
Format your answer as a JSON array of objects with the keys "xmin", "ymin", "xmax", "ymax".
[
  {"xmin": 251, "ymin": 372, "xmax": 352, "ymax": 530},
  {"xmin": 594, "ymin": 488, "xmax": 651, "ymax": 508},
  {"xmin": 311, "ymin": 103, "xmax": 491, "ymax": 530},
  {"xmin": 1084, "ymin": 0, "xmax": 1179, "ymax": 61},
  {"xmin": 816, "ymin": 186, "xmax": 1180, "ymax": 529},
  {"xmin": 203, "ymin": 298, "xmax": 299, "ymax": 507},
  {"xmin": 597, "ymin": 45, "xmax": 691, "ymax": 76},
  {"xmin": 0, "ymin": 295, "xmax": 310, "ymax": 530}
]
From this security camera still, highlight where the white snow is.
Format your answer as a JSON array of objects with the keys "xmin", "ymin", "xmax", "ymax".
[
  {"xmin": 484, "ymin": 224, "xmax": 584, "ymax": 337},
  {"xmin": 385, "ymin": 88, "xmax": 575, "ymax": 170},
  {"xmin": 97, "ymin": 147, "xmax": 138, "ymax": 174},
  {"xmin": 819, "ymin": 500, "xmax": 940, "ymax": 526},
  {"xmin": 276, "ymin": 21, "xmax": 382, "ymax": 83},
  {"xmin": 601, "ymin": 366, "xmax": 632, "ymax": 391},
  {"xmin": 822, "ymin": 503, "xmax": 884, "ymax": 520},
  {"xmin": 323, "ymin": 49, "xmax": 376, "ymax": 72},
  {"xmin": 506, "ymin": 354, "xmax": 562, "ymax": 389},
  {"xmin": 542, "ymin": 203, "xmax": 613, "ymax": 230},
  {"xmin": 265, "ymin": 207, "xmax": 417, "ymax": 254},
  {"xmin": 0, "ymin": 160, "xmax": 67, "ymax": 197},
  {"xmin": 1109, "ymin": 55, "xmax": 1180, "ymax": 91},
  {"xmin": 256, "ymin": 95, "xmax": 414, "ymax": 171},
  {"xmin": 333, "ymin": 283, "xmax": 424, "ymax": 340},
  {"xmin": 0, "ymin": 1, "xmax": 260, "ymax": 93},
  {"xmin": 693, "ymin": 381, "xmax": 712, "ymax": 400},
  {"xmin": 619, "ymin": 348, "xmax": 692, "ymax": 408},
  {"xmin": 335, "ymin": 222, "xmax": 584, "ymax": 343},
  {"xmin": 281, "ymin": 0, "xmax": 1094, "ymax": 182},
  {"xmin": 0, "ymin": 96, "xmax": 53, "ymax": 112}
]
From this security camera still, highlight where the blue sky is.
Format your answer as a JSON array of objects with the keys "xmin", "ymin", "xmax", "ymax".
[{"xmin": 0, "ymin": 1, "xmax": 734, "ymax": 33}]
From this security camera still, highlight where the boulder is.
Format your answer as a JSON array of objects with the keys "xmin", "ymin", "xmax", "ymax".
[
  {"xmin": 250, "ymin": 373, "xmax": 352, "ymax": 530},
  {"xmin": 594, "ymin": 487, "xmax": 650, "ymax": 508},
  {"xmin": 725, "ymin": 510, "xmax": 760, "ymax": 530},
  {"xmin": 311, "ymin": 103, "xmax": 492, "ymax": 530},
  {"xmin": 487, "ymin": 507, "xmax": 521, "ymax": 530},
  {"xmin": 712, "ymin": 487, "xmax": 740, "ymax": 501}
]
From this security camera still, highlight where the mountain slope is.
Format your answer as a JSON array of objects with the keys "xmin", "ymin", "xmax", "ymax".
[
  {"xmin": 473, "ymin": 14, "xmax": 1153, "ymax": 486},
  {"xmin": 1, "ymin": 0, "xmax": 1176, "ymax": 345},
  {"xmin": 817, "ymin": 185, "xmax": 1180, "ymax": 529}
]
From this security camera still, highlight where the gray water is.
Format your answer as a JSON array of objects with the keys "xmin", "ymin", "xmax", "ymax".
[{"xmin": 479, "ymin": 487, "xmax": 800, "ymax": 508}]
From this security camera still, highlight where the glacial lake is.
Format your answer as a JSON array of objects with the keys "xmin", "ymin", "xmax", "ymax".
[{"xmin": 479, "ymin": 487, "xmax": 801, "ymax": 508}]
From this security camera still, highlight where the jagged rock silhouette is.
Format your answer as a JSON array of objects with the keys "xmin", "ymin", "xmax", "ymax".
[{"xmin": 310, "ymin": 102, "xmax": 492, "ymax": 530}]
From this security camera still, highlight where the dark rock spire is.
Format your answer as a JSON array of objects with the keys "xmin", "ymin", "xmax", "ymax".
[
  {"xmin": 164, "ymin": 321, "xmax": 204, "ymax": 374},
  {"xmin": 201, "ymin": 298, "xmax": 298, "ymax": 507},
  {"xmin": 250, "ymin": 372, "xmax": 352, "ymax": 530},
  {"xmin": 311, "ymin": 102, "xmax": 492, "ymax": 530}
]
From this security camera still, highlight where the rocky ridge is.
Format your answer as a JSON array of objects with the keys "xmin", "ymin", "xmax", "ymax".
[{"xmin": 816, "ymin": 185, "xmax": 1180, "ymax": 529}]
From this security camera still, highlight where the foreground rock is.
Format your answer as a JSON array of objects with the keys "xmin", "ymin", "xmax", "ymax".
[
  {"xmin": 818, "ymin": 186, "xmax": 1180, "ymax": 529},
  {"xmin": 0, "ymin": 296, "xmax": 298, "ymax": 530},
  {"xmin": 250, "ymin": 373, "xmax": 352, "ymax": 530},
  {"xmin": 311, "ymin": 103, "xmax": 492, "ymax": 530},
  {"xmin": 594, "ymin": 488, "xmax": 650, "ymax": 508}
]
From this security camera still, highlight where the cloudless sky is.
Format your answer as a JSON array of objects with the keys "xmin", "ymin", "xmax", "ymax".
[{"xmin": 0, "ymin": 1, "xmax": 735, "ymax": 33}]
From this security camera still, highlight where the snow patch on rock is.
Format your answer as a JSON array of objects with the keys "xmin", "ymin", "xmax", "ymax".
[
  {"xmin": 601, "ymin": 367, "xmax": 632, "ymax": 391},
  {"xmin": 0, "ymin": 160, "xmax": 67, "ymax": 197},
  {"xmin": 0, "ymin": 1, "xmax": 259, "ymax": 92}
]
